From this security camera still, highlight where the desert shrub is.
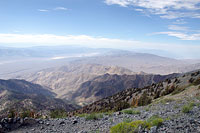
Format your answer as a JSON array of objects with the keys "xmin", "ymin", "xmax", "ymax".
[
  {"xmin": 78, "ymin": 113, "xmax": 87, "ymax": 117},
  {"xmin": 182, "ymin": 103, "xmax": 194, "ymax": 113},
  {"xmin": 122, "ymin": 109, "xmax": 141, "ymax": 115},
  {"xmin": 174, "ymin": 78, "xmax": 180, "ymax": 83},
  {"xmin": 50, "ymin": 109, "xmax": 67, "ymax": 118},
  {"xmin": 85, "ymin": 113, "xmax": 103, "ymax": 120},
  {"xmin": 161, "ymin": 85, "xmax": 175, "ymax": 96},
  {"xmin": 160, "ymin": 98, "xmax": 175, "ymax": 104},
  {"xmin": 189, "ymin": 78, "xmax": 195, "ymax": 83},
  {"xmin": 8, "ymin": 109, "xmax": 16, "ymax": 118},
  {"xmin": 20, "ymin": 110, "xmax": 35, "ymax": 118},
  {"xmin": 110, "ymin": 120, "xmax": 145, "ymax": 133},
  {"xmin": 138, "ymin": 92, "xmax": 152, "ymax": 106},
  {"xmin": 193, "ymin": 78, "xmax": 200, "ymax": 86},
  {"xmin": 114, "ymin": 101, "xmax": 130, "ymax": 111},
  {"xmin": 171, "ymin": 86, "xmax": 185, "ymax": 95},
  {"xmin": 110, "ymin": 115, "xmax": 164, "ymax": 133},
  {"xmin": 154, "ymin": 90, "xmax": 161, "ymax": 99},
  {"xmin": 146, "ymin": 115, "xmax": 164, "ymax": 128},
  {"xmin": 104, "ymin": 111, "xmax": 114, "ymax": 116}
]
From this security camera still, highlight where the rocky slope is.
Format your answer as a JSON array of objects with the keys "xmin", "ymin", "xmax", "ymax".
[
  {"xmin": 0, "ymin": 79, "xmax": 79, "ymax": 117},
  {"xmin": 16, "ymin": 64, "xmax": 136, "ymax": 100},
  {"xmin": 0, "ymin": 70, "xmax": 200, "ymax": 133},
  {"xmin": 3, "ymin": 77, "xmax": 200, "ymax": 133},
  {"xmin": 72, "ymin": 73, "xmax": 178, "ymax": 105},
  {"xmin": 71, "ymin": 69, "xmax": 200, "ymax": 114}
]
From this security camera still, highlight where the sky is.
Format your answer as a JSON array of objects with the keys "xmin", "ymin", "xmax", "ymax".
[{"xmin": 0, "ymin": 0, "xmax": 200, "ymax": 58}]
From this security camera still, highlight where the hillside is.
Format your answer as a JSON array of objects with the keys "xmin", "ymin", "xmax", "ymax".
[
  {"xmin": 16, "ymin": 64, "xmax": 136, "ymax": 100},
  {"xmin": 5, "ymin": 69, "xmax": 200, "ymax": 133},
  {"xmin": 71, "ymin": 69, "xmax": 200, "ymax": 114},
  {"xmin": 0, "ymin": 79, "xmax": 79, "ymax": 117},
  {"xmin": 71, "ymin": 73, "xmax": 178, "ymax": 105}
]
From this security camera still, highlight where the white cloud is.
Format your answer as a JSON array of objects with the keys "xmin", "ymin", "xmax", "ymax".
[
  {"xmin": 173, "ymin": 19, "xmax": 187, "ymax": 25},
  {"xmin": 168, "ymin": 25, "xmax": 189, "ymax": 31},
  {"xmin": 104, "ymin": 0, "xmax": 200, "ymax": 19},
  {"xmin": 38, "ymin": 9, "xmax": 49, "ymax": 12},
  {"xmin": 54, "ymin": 7, "xmax": 68, "ymax": 11},
  {"xmin": 0, "ymin": 34, "xmax": 141, "ymax": 49},
  {"xmin": 153, "ymin": 32, "xmax": 200, "ymax": 40}
]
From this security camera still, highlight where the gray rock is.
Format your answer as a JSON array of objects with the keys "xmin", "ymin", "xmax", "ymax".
[
  {"xmin": 39, "ymin": 120, "xmax": 44, "ymax": 124},
  {"xmin": 20, "ymin": 118, "xmax": 24, "ymax": 124},
  {"xmin": 46, "ymin": 122, "xmax": 50, "ymax": 126},
  {"xmin": 59, "ymin": 121, "xmax": 65, "ymax": 125},
  {"xmin": 150, "ymin": 126, "xmax": 157, "ymax": 133},
  {"xmin": 8, "ymin": 118, "xmax": 13, "ymax": 123},
  {"xmin": 72, "ymin": 120, "xmax": 78, "ymax": 124}
]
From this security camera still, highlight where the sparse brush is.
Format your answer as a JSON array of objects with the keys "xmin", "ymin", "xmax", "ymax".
[
  {"xmin": 182, "ymin": 102, "xmax": 195, "ymax": 113},
  {"xmin": 110, "ymin": 115, "xmax": 164, "ymax": 133},
  {"xmin": 122, "ymin": 109, "xmax": 141, "ymax": 115},
  {"xmin": 50, "ymin": 109, "xmax": 67, "ymax": 118},
  {"xmin": 85, "ymin": 113, "xmax": 103, "ymax": 120}
]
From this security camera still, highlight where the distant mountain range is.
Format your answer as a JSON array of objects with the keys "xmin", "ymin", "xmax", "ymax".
[
  {"xmin": 1, "ymin": 46, "xmax": 200, "ymax": 79},
  {"xmin": 16, "ymin": 64, "xmax": 136, "ymax": 101},
  {"xmin": 71, "ymin": 52, "xmax": 200, "ymax": 74},
  {"xmin": 16, "ymin": 63, "xmax": 179, "ymax": 106},
  {"xmin": 0, "ymin": 79, "xmax": 79, "ymax": 116}
]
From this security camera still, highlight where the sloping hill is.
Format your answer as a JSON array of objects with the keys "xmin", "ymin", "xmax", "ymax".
[
  {"xmin": 71, "ymin": 73, "xmax": 178, "ymax": 105},
  {"xmin": 71, "ymin": 69, "xmax": 200, "ymax": 115},
  {"xmin": 16, "ymin": 64, "xmax": 136, "ymax": 100},
  {"xmin": 0, "ymin": 79, "xmax": 79, "ymax": 117}
]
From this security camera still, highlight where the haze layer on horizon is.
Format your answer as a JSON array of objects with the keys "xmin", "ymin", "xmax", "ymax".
[{"xmin": 0, "ymin": 0, "xmax": 200, "ymax": 59}]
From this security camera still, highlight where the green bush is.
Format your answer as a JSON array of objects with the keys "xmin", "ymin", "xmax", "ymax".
[
  {"xmin": 122, "ymin": 109, "xmax": 141, "ymax": 115},
  {"xmin": 8, "ymin": 109, "xmax": 16, "ymax": 118},
  {"xmin": 146, "ymin": 115, "xmax": 164, "ymax": 128},
  {"xmin": 110, "ymin": 115, "xmax": 164, "ymax": 133},
  {"xmin": 85, "ymin": 113, "xmax": 103, "ymax": 120},
  {"xmin": 50, "ymin": 109, "xmax": 67, "ymax": 118},
  {"xmin": 110, "ymin": 120, "xmax": 145, "ymax": 133},
  {"xmin": 182, "ymin": 103, "xmax": 194, "ymax": 113},
  {"xmin": 104, "ymin": 111, "xmax": 114, "ymax": 116},
  {"xmin": 20, "ymin": 110, "xmax": 35, "ymax": 118},
  {"xmin": 78, "ymin": 113, "xmax": 87, "ymax": 117}
]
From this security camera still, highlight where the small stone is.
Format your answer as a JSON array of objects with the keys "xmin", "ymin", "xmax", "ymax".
[
  {"xmin": 72, "ymin": 120, "xmax": 78, "ymax": 124},
  {"xmin": 150, "ymin": 126, "xmax": 157, "ymax": 133},
  {"xmin": 59, "ymin": 121, "xmax": 65, "ymax": 125},
  {"xmin": 8, "ymin": 118, "xmax": 13, "ymax": 123},
  {"xmin": 46, "ymin": 122, "xmax": 50, "ymax": 126},
  {"xmin": 0, "ymin": 124, "xmax": 3, "ymax": 129},
  {"xmin": 40, "ymin": 126, "xmax": 44, "ymax": 130},
  {"xmin": 20, "ymin": 118, "xmax": 24, "ymax": 124},
  {"xmin": 31, "ymin": 128, "xmax": 35, "ymax": 131},
  {"xmin": 115, "ymin": 112, "xmax": 122, "ymax": 115},
  {"xmin": 39, "ymin": 120, "xmax": 44, "ymax": 124}
]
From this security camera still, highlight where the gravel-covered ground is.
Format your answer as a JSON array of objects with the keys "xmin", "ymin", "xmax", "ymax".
[{"xmin": 5, "ymin": 94, "xmax": 200, "ymax": 133}]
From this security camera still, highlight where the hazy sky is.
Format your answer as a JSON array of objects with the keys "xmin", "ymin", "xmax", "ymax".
[{"xmin": 0, "ymin": 0, "xmax": 200, "ymax": 58}]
